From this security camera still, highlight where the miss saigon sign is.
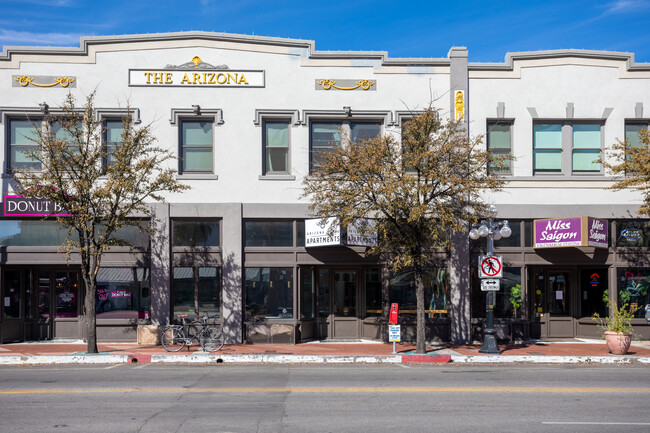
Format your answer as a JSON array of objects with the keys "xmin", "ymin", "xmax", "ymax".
[
  {"xmin": 534, "ymin": 216, "xmax": 608, "ymax": 249},
  {"xmin": 129, "ymin": 56, "xmax": 265, "ymax": 88}
]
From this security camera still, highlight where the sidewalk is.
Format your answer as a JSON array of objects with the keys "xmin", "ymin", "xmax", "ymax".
[{"xmin": 1, "ymin": 338, "xmax": 650, "ymax": 365}]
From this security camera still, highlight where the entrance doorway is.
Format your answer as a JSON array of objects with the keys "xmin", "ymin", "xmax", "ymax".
[
  {"xmin": 530, "ymin": 267, "xmax": 608, "ymax": 338},
  {"xmin": 1, "ymin": 267, "xmax": 81, "ymax": 343},
  {"xmin": 301, "ymin": 267, "xmax": 363, "ymax": 340}
]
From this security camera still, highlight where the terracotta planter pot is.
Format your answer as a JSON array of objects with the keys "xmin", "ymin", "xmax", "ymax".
[{"xmin": 604, "ymin": 331, "xmax": 632, "ymax": 355}]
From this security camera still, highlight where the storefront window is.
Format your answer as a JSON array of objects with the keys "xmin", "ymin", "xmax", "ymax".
[
  {"xmin": 472, "ymin": 267, "xmax": 522, "ymax": 318},
  {"xmin": 96, "ymin": 268, "xmax": 149, "ymax": 319},
  {"xmin": 296, "ymin": 220, "xmax": 305, "ymax": 247},
  {"xmin": 172, "ymin": 267, "xmax": 221, "ymax": 318},
  {"xmin": 173, "ymin": 220, "xmax": 220, "ymax": 247},
  {"xmin": 244, "ymin": 221, "xmax": 293, "ymax": 246},
  {"xmin": 617, "ymin": 269, "xmax": 650, "ymax": 318},
  {"xmin": 245, "ymin": 267, "xmax": 293, "ymax": 319},
  {"xmin": 300, "ymin": 269, "xmax": 315, "ymax": 319},
  {"xmin": 55, "ymin": 271, "xmax": 78, "ymax": 318},
  {"xmin": 365, "ymin": 268, "xmax": 382, "ymax": 317},
  {"xmin": 616, "ymin": 220, "xmax": 650, "ymax": 247},
  {"xmin": 389, "ymin": 269, "xmax": 448, "ymax": 318},
  {"xmin": 3, "ymin": 270, "xmax": 21, "ymax": 319},
  {"xmin": 580, "ymin": 269, "xmax": 607, "ymax": 318}
]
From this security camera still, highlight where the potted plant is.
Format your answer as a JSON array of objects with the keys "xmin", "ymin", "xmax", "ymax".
[
  {"xmin": 509, "ymin": 284, "xmax": 522, "ymax": 318},
  {"xmin": 592, "ymin": 296, "xmax": 639, "ymax": 355}
]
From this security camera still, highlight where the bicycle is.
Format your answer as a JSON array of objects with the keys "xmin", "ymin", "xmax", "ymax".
[{"xmin": 160, "ymin": 314, "xmax": 224, "ymax": 352}]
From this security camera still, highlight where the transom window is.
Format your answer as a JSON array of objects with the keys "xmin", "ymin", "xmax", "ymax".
[{"xmin": 180, "ymin": 120, "xmax": 213, "ymax": 173}]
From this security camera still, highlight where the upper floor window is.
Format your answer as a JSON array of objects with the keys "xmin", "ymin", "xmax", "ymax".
[
  {"xmin": 180, "ymin": 120, "xmax": 213, "ymax": 173},
  {"xmin": 533, "ymin": 124, "xmax": 562, "ymax": 173},
  {"xmin": 572, "ymin": 124, "xmax": 601, "ymax": 172},
  {"xmin": 263, "ymin": 120, "xmax": 290, "ymax": 175},
  {"xmin": 104, "ymin": 119, "xmax": 124, "ymax": 168},
  {"xmin": 309, "ymin": 120, "xmax": 381, "ymax": 171},
  {"xmin": 487, "ymin": 121, "xmax": 512, "ymax": 175},
  {"xmin": 625, "ymin": 122, "xmax": 648, "ymax": 157},
  {"xmin": 8, "ymin": 118, "xmax": 41, "ymax": 171},
  {"xmin": 533, "ymin": 122, "xmax": 602, "ymax": 175}
]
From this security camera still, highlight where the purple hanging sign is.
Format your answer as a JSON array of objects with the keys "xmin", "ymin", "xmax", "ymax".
[{"xmin": 534, "ymin": 216, "xmax": 608, "ymax": 249}]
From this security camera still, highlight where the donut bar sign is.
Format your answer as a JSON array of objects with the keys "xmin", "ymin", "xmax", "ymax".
[{"xmin": 534, "ymin": 216, "xmax": 608, "ymax": 249}]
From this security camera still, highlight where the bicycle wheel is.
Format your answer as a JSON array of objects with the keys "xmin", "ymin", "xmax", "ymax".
[
  {"xmin": 161, "ymin": 327, "xmax": 186, "ymax": 352},
  {"xmin": 200, "ymin": 327, "xmax": 224, "ymax": 352}
]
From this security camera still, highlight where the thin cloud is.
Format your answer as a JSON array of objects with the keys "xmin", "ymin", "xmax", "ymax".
[
  {"xmin": 0, "ymin": 29, "xmax": 82, "ymax": 47},
  {"xmin": 604, "ymin": 0, "xmax": 650, "ymax": 14},
  {"xmin": 18, "ymin": 0, "xmax": 74, "ymax": 6}
]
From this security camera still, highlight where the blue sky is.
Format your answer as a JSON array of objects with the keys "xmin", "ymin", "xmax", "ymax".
[{"xmin": 1, "ymin": 0, "xmax": 649, "ymax": 63}]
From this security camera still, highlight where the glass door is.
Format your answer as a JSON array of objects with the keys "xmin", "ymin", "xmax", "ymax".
[
  {"xmin": 548, "ymin": 271, "xmax": 570, "ymax": 316},
  {"xmin": 331, "ymin": 270, "xmax": 359, "ymax": 339},
  {"xmin": 531, "ymin": 268, "xmax": 575, "ymax": 338}
]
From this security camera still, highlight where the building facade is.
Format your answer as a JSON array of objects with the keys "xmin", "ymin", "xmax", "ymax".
[{"xmin": 0, "ymin": 32, "xmax": 649, "ymax": 344}]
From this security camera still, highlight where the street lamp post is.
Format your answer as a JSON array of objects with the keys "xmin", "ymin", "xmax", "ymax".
[{"xmin": 469, "ymin": 205, "xmax": 511, "ymax": 354}]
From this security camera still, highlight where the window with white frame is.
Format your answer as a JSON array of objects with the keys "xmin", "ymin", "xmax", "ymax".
[
  {"xmin": 533, "ymin": 122, "xmax": 602, "ymax": 174},
  {"xmin": 262, "ymin": 120, "xmax": 290, "ymax": 175},
  {"xmin": 8, "ymin": 118, "xmax": 41, "ymax": 171},
  {"xmin": 487, "ymin": 120, "xmax": 513, "ymax": 175},
  {"xmin": 309, "ymin": 120, "xmax": 381, "ymax": 171},
  {"xmin": 180, "ymin": 119, "xmax": 213, "ymax": 173}
]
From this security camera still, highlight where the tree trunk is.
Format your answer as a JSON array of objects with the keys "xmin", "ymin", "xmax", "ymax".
[
  {"xmin": 83, "ymin": 256, "xmax": 98, "ymax": 354},
  {"xmin": 414, "ymin": 268, "xmax": 426, "ymax": 354}
]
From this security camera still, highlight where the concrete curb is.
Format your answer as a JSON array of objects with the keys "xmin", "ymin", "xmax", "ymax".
[
  {"xmin": 1, "ymin": 353, "xmax": 649, "ymax": 365},
  {"xmin": 0, "ymin": 355, "xmax": 130, "ymax": 365},
  {"xmin": 450, "ymin": 355, "xmax": 650, "ymax": 364}
]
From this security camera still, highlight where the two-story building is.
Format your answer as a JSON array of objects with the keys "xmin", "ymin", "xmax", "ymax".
[{"xmin": 0, "ymin": 32, "xmax": 648, "ymax": 344}]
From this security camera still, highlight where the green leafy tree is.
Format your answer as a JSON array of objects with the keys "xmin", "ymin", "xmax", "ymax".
[
  {"xmin": 604, "ymin": 128, "xmax": 650, "ymax": 215},
  {"xmin": 302, "ymin": 107, "xmax": 509, "ymax": 353},
  {"xmin": 13, "ymin": 92, "xmax": 189, "ymax": 353}
]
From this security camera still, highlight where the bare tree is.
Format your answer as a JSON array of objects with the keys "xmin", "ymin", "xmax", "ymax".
[
  {"xmin": 13, "ymin": 92, "xmax": 189, "ymax": 353},
  {"xmin": 302, "ymin": 108, "xmax": 508, "ymax": 353}
]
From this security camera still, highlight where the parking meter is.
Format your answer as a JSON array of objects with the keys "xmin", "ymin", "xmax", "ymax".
[
  {"xmin": 389, "ymin": 303, "xmax": 399, "ymax": 324},
  {"xmin": 645, "ymin": 304, "xmax": 650, "ymax": 325}
]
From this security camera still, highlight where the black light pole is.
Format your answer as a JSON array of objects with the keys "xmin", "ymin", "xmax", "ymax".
[{"xmin": 469, "ymin": 205, "xmax": 511, "ymax": 354}]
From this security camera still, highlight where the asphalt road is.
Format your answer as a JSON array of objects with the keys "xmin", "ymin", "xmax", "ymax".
[{"xmin": 0, "ymin": 364, "xmax": 648, "ymax": 433}]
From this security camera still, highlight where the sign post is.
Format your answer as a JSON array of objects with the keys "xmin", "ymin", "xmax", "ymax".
[
  {"xmin": 388, "ymin": 303, "xmax": 400, "ymax": 353},
  {"xmin": 388, "ymin": 325, "xmax": 401, "ymax": 354}
]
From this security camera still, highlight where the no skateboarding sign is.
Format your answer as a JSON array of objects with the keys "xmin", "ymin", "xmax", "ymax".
[{"xmin": 479, "ymin": 256, "xmax": 503, "ymax": 278}]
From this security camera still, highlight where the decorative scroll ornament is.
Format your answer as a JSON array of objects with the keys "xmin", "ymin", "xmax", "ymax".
[
  {"xmin": 164, "ymin": 56, "xmax": 229, "ymax": 70},
  {"xmin": 316, "ymin": 79, "xmax": 376, "ymax": 91},
  {"xmin": 14, "ymin": 76, "xmax": 75, "ymax": 88},
  {"xmin": 454, "ymin": 90, "xmax": 465, "ymax": 120}
]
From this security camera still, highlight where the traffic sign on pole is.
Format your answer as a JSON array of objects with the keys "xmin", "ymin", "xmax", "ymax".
[
  {"xmin": 479, "ymin": 255, "xmax": 503, "ymax": 278},
  {"xmin": 481, "ymin": 279, "xmax": 500, "ymax": 291}
]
